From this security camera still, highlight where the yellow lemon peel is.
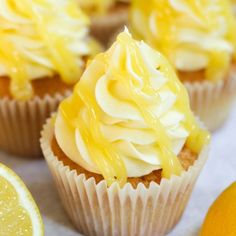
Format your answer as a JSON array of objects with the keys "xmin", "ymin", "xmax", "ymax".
[{"xmin": 200, "ymin": 182, "xmax": 236, "ymax": 236}]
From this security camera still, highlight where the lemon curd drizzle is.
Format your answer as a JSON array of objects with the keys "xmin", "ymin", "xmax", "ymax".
[
  {"xmin": 61, "ymin": 82, "xmax": 128, "ymax": 187},
  {"xmin": 132, "ymin": 0, "xmax": 236, "ymax": 82},
  {"xmin": 0, "ymin": 0, "xmax": 89, "ymax": 100},
  {"xmin": 60, "ymin": 31, "xmax": 210, "ymax": 186},
  {"xmin": 0, "ymin": 32, "xmax": 33, "ymax": 100}
]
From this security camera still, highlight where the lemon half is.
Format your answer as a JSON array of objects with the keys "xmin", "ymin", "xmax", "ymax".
[{"xmin": 0, "ymin": 163, "xmax": 44, "ymax": 236}]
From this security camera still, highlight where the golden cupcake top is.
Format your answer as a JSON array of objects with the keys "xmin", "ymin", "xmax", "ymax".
[
  {"xmin": 131, "ymin": 0, "xmax": 236, "ymax": 82},
  {"xmin": 55, "ymin": 30, "xmax": 210, "ymax": 186},
  {"xmin": 0, "ymin": 0, "xmax": 99, "ymax": 100}
]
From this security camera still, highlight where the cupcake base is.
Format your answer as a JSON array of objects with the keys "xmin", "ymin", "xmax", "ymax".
[
  {"xmin": 41, "ymin": 116, "xmax": 209, "ymax": 236},
  {"xmin": 184, "ymin": 72, "xmax": 236, "ymax": 131},
  {"xmin": 51, "ymin": 135, "xmax": 198, "ymax": 188},
  {"xmin": 0, "ymin": 92, "xmax": 70, "ymax": 158}
]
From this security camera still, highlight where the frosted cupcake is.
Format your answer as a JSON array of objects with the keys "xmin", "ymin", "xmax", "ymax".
[
  {"xmin": 41, "ymin": 30, "xmax": 210, "ymax": 236},
  {"xmin": 232, "ymin": 0, "xmax": 236, "ymax": 15},
  {"xmin": 0, "ymin": 0, "xmax": 99, "ymax": 157},
  {"xmin": 131, "ymin": 0, "xmax": 236, "ymax": 131},
  {"xmin": 77, "ymin": 0, "xmax": 129, "ymax": 46}
]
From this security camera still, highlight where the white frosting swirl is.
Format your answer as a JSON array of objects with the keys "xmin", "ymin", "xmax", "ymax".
[
  {"xmin": 0, "ymin": 0, "xmax": 93, "ymax": 80},
  {"xmin": 55, "ymin": 31, "xmax": 189, "ymax": 177},
  {"xmin": 131, "ymin": 0, "xmax": 235, "ymax": 73}
]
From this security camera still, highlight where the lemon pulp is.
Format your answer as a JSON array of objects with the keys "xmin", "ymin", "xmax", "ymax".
[{"xmin": 0, "ymin": 164, "xmax": 43, "ymax": 236}]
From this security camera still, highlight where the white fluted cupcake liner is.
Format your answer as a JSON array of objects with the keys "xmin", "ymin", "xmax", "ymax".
[
  {"xmin": 185, "ymin": 73, "xmax": 236, "ymax": 131},
  {"xmin": 40, "ymin": 117, "xmax": 209, "ymax": 236},
  {"xmin": 0, "ymin": 91, "xmax": 70, "ymax": 158}
]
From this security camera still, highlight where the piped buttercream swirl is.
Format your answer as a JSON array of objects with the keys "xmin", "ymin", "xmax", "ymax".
[
  {"xmin": 55, "ymin": 30, "xmax": 210, "ymax": 186},
  {"xmin": 0, "ymin": 0, "xmax": 98, "ymax": 100},
  {"xmin": 131, "ymin": 0, "xmax": 236, "ymax": 82}
]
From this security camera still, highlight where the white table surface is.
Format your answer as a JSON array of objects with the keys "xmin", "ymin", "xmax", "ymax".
[{"xmin": 0, "ymin": 104, "xmax": 236, "ymax": 236}]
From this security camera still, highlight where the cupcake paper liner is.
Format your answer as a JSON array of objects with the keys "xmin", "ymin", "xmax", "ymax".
[
  {"xmin": 41, "ymin": 117, "xmax": 210, "ymax": 236},
  {"xmin": 184, "ymin": 72, "xmax": 236, "ymax": 131},
  {"xmin": 0, "ymin": 91, "xmax": 70, "ymax": 158}
]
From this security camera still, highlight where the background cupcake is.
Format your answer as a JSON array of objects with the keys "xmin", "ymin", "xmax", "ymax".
[
  {"xmin": 0, "ymin": 0, "xmax": 100, "ymax": 157},
  {"xmin": 77, "ymin": 0, "xmax": 129, "ymax": 46},
  {"xmin": 41, "ymin": 30, "xmax": 210, "ymax": 236},
  {"xmin": 232, "ymin": 0, "xmax": 236, "ymax": 15},
  {"xmin": 130, "ymin": 0, "xmax": 236, "ymax": 131}
]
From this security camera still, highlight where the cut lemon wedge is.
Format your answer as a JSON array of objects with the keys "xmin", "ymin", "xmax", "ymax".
[
  {"xmin": 200, "ymin": 182, "xmax": 236, "ymax": 236},
  {"xmin": 0, "ymin": 163, "xmax": 44, "ymax": 236}
]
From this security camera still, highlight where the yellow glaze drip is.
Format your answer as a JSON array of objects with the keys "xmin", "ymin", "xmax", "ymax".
[
  {"xmin": 0, "ymin": 0, "xmax": 91, "ymax": 100},
  {"xmin": 131, "ymin": 0, "xmax": 236, "ymax": 82},
  {"xmin": 60, "ymin": 31, "xmax": 210, "ymax": 186},
  {"xmin": 0, "ymin": 32, "xmax": 33, "ymax": 100},
  {"xmin": 61, "ymin": 83, "xmax": 127, "ymax": 186}
]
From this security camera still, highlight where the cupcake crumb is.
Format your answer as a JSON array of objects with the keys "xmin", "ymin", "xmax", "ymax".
[{"xmin": 51, "ymin": 135, "xmax": 198, "ymax": 189}]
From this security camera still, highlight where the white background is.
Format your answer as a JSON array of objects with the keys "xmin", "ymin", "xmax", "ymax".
[{"xmin": 0, "ymin": 104, "xmax": 235, "ymax": 236}]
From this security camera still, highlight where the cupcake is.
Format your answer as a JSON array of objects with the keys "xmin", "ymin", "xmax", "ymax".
[
  {"xmin": 41, "ymin": 30, "xmax": 210, "ymax": 236},
  {"xmin": 130, "ymin": 0, "xmax": 236, "ymax": 131},
  {"xmin": 232, "ymin": 0, "xmax": 236, "ymax": 15},
  {"xmin": 0, "ymin": 0, "xmax": 100, "ymax": 157},
  {"xmin": 77, "ymin": 0, "xmax": 129, "ymax": 46}
]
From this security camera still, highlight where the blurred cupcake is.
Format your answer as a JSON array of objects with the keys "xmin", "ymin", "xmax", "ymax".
[
  {"xmin": 77, "ymin": 0, "xmax": 129, "ymax": 46},
  {"xmin": 0, "ymin": 0, "xmax": 100, "ymax": 157},
  {"xmin": 131, "ymin": 0, "xmax": 236, "ymax": 131},
  {"xmin": 232, "ymin": 0, "xmax": 236, "ymax": 15},
  {"xmin": 41, "ymin": 30, "xmax": 210, "ymax": 236}
]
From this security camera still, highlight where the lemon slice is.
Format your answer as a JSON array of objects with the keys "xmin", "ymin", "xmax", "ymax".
[
  {"xmin": 200, "ymin": 182, "xmax": 236, "ymax": 236},
  {"xmin": 0, "ymin": 163, "xmax": 44, "ymax": 236}
]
